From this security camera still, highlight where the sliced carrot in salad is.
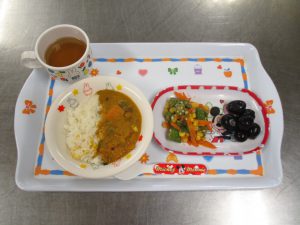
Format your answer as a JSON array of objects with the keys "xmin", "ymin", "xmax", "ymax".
[
  {"xmin": 198, "ymin": 120, "xmax": 211, "ymax": 126},
  {"xmin": 187, "ymin": 119, "xmax": 198, "ymax": 146},
  {"xmin": 197, "ymin": 140, "xmax": 216, "ymax": 149},
  {"xmin": 174, "ymin": 91, "xmax": 191, "ymax": 101},
  {"xmin": 198, "ymin": 104, "xmax": 209, "ymax": 112},
  {"xmin": 170, "ymin": 122, "xmax": 181, "ymax": 131},
  {"xmin": 162, "ymin": 121, "xmax": 170, "ymax": 128}
]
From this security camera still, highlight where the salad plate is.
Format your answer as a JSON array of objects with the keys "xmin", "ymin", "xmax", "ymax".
[{"xmin": 152, "ymin": 85, "xmax": 269, "ymax": 156}]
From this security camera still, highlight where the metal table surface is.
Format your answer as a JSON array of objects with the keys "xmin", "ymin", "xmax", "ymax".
[{"xmin": 0, "ymin": 0, "xmax": 299, "ymax": 224}]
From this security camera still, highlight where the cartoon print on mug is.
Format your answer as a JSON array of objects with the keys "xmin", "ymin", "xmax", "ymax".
[
  {"xmin": 54, "ymin": 71, "xmax": 68, "ymax": 81},
  {"xmin": 65, "ymin": 68, "xmax": 82, "ymax": 81},
  {"xmin": 78, "ymin": 52, "xmax": 93, "ymax": 76},
  {"xmin": 86, "ymin": 54, "xmax": 93, "ymax": 68}
]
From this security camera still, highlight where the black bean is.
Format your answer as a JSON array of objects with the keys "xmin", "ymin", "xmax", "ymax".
[
  {"xmin": 221, "ymin": 114, "xmax": 238, "ymax": 131},
  {"xmin": 234, "ymin": 130, "xmax": 248, "ymax": 142},
  {"xmin": 243, "ymin": 109, "xmax": 255, "ymax": 119},
  {"xmin": 227, "ymin": 100, "xmax": 246, "ymax": 115},
  {"xmin": 210, "ymin": 107, "xmax": 220, "ymax": 117},
  {"xmin": 248, "ymin": 123, "xmax": 261, "ymax": 139}
]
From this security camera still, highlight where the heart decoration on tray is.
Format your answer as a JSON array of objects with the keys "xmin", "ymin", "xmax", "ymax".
[{"xmin": 138, "ymin": 69, "xmax": 148, "ymax": 76}]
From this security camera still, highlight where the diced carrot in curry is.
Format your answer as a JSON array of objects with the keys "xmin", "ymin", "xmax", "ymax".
[{"xmin": 105, "ymin": 104, "xmax": 124, "ymax": 120}]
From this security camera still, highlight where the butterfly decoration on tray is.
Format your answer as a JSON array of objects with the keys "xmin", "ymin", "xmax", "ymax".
[{"xmin": 168, "ymin": 67, "xmax": 178, "ymax": 75}]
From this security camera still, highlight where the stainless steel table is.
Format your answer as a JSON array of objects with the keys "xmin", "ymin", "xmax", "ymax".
[{"xmin": 1, "ymin": 0, "xmax": 299, "ymax": 224}]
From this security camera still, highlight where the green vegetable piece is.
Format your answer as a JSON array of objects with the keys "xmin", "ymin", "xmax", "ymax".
[
  {"xmin": 168, "ymin": 98, "xmax": 179, "ymax": 107},
  {"xmin": 176, "ymin": 119, "xmax": 187, "ymax": 127},
  {"xmin": 185, "ymin": 103, "xmax": 192, "ymax": 109},
  {"xmin": 176, "ymin": 120, "xmax": 183, "ymax": 127},
  {"xmin": 118, "ymin": 100, "xmax": 131, "ymax": 112},
  {"xmin": 163, "ymin": 111, "xmax": 172, "ymax": 122},
  {"xmin": 198, "ymin": 126, "xmax": 207, "ymax": 131},
  {"xmin": 167, "ymin": 127, "xmax": 181, "ymax": 143},
  {"xmin": 180, "ymin": 126, "xmax": 189, "ymax": 133},
  {"xmin": 195, "ymin": 108, "xmax": 207, "ymax": 120}
]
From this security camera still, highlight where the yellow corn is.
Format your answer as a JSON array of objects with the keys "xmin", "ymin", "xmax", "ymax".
[
  {"xmin": 132, "ymin": 125, "xmax": 138, "ymax": 132},
  {"xmin": 191, "ymin": 102, "xmax": 198, "ymax": 108},
  {"xmin": 89, "ymin": 137, "xmax": 94, "ymax": 148},
  {"xmin": 170, "ymin": 107, "xmax": 176, "ymax": 113},
  {"xmin": 197, "ymin": 131, "xmax": 204, "ymax": 137},
  {"xmin": 179, "ymin": 132, "xmax": 185, "ymax": 137},
  {"xmin": 182, "ymin": 137, "xmax": 188, "ymax": 143},
  {"xmin": 193, "ymin": 121, "xmax": 198, "ymax": 127},
  {"xmin": 80, "ymin": 164, "xmax": 87, "ymax": 169},
  {"xmin": 196, "ymin": 136, "xmax": 201, "ymax": 141},
  {"xmin": 71, "ymin": 152, "xmax": 80, "ymax": 160}
]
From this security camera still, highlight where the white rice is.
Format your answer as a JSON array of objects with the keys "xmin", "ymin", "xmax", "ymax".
[{"xmin": 64, "ymin": 94, "xmax": 102, "ymax": 168}]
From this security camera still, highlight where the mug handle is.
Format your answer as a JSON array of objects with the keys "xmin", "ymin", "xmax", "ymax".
[{"xmin": 21, "ymin": 51, "xmax": 42, "ymax": 69}]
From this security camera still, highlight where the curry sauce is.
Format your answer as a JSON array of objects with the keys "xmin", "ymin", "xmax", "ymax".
[{"xmin": 96, "ymin": 90, "xmax": 142, "ymax": 164}]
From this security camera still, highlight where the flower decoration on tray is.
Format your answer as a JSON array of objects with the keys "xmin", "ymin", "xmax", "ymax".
[{"xmin": 22, "ymin": 100, "xmax": 37, "ymax": 115}]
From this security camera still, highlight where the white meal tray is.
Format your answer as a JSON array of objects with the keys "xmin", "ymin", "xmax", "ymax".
[{"xmin": 15, "ymin": 43, "xmax": 283, "ymax": 191}]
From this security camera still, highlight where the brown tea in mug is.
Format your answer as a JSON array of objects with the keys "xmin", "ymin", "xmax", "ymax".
[{"xmin": 45, "ymin": 37, "xmax": 86, "ymax": 67}]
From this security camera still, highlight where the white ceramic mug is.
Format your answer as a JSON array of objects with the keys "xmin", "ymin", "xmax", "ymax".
[{"xmin": 21, "ymin": 24, "xmax": 93, "ymax": 83}]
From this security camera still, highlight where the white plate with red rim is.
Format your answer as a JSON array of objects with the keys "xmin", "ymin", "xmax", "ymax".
[{"xmin": 152, "ymin": 85, "xmax": 270, "ymax": 156}]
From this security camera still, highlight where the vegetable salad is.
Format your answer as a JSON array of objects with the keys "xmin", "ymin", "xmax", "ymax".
[{"xmin": 162, "ymin": 92, "xmax": 216, "ymax": 149}]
